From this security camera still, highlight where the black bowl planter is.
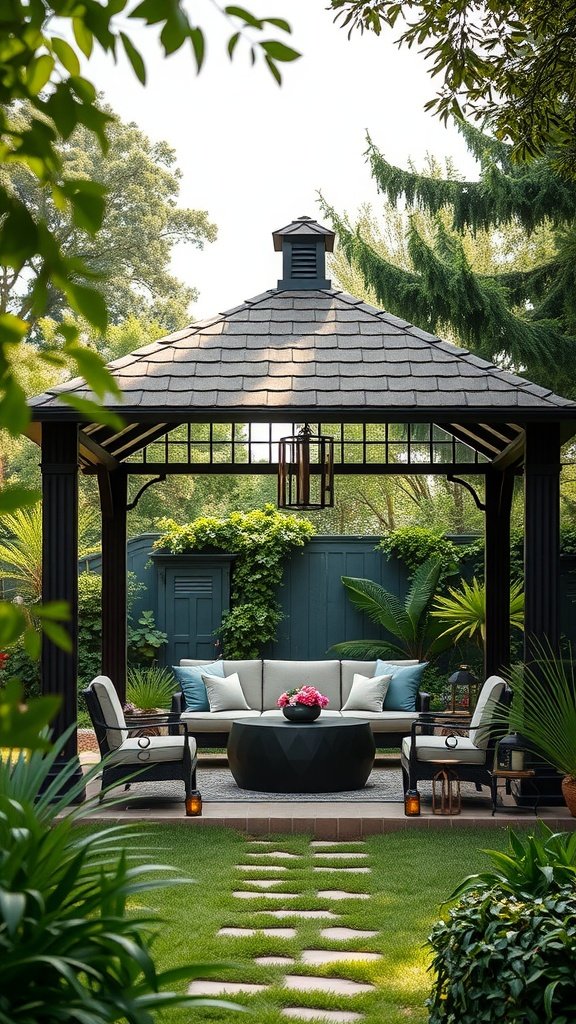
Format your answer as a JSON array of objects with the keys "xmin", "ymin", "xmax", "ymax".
[{"xmin": 282, "ymin": 704, "xmax": 321, "ymax": 723}]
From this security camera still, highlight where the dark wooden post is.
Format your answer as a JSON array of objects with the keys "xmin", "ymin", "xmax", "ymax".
[
  {"xmin": 98, "ymin": 468, "xmax": 127, "ymax": 703},
  {"xmin": 524, "ymin": 422, "xmax": 561, "ymax": 659},
  {"xmin": 484, "ymin": 468, "xmax": 514, "ymax": 677},
  {"xmin": 41, "ymin": 422, "xmax": 80, "ymax": 765}
]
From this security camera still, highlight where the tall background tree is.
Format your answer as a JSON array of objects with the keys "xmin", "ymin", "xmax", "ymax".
[
  {"xmin": 3, "ymin": 111, "xmax": 217, "ymax": 334},
  {"xmin": 330, "ymin": 0, "xmax": 576, "ymax": 176},
  {"xmin": 321, "ymin": 124, "xmax": 576, "ymax": 398}
]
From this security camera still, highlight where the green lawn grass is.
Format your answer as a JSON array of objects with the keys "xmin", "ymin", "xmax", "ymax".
[{"xmin": 108, "ymin": 824, "xmax": 518, "ymax": 1024}]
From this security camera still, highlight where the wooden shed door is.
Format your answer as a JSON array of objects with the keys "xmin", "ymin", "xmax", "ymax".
[{"xmin": 156, "ymin": 559, "xmax": 231, "ymax": 665}]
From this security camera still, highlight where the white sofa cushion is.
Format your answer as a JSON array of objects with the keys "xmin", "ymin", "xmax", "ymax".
[
  {"xmin": 261, "ymin": 709, "xmax": 343, "ymax": 719},
  {"xmin": 341, "ymin": 710, "xmax": 419, "ymax": 732},
  {"xmin": 107, "ymin": 735, "xmax": 197, "ymax": 765},
  {"xmin": 341, "ymin": 673, "xmax": 391, "ymax": 713},
  {"xmin": 401, "ymin": 734, "xmax": 486, "ymax": 764},
  {"xmin": 180, "ymin": 710, "xmax": 261, "ymax": 731},
  {"xmin": 180, "ymin": 659, "xmax": 263, "ymax": 710},
  {"xmin": 202, "ymin": 672, "xmax": 251, "ymax": 712},
  {"xmin": 262, "ymin": 660, "xmax": 341, "ymax": 711}
]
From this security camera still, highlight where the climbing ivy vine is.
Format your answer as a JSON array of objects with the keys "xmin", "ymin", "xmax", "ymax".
[{"xmin": 154, "ymin": 505, "xmax": 314, "ymax": 659}]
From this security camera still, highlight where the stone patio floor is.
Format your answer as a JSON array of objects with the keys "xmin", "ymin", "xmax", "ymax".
[{"xmin": 79, "ymin": 751, "xmax": 576, "ymax": 839}]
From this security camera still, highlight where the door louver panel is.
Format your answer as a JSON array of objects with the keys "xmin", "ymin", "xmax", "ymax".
[
  {"xmin": 291, "ymin": 244, "xmax": 317, "ymax": 278},
  {"xmin": 174, "ymin": 576, "xmax": 212, "ymax": 596}
]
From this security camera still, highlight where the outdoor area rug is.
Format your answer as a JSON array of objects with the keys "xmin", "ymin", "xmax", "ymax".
[{"xmin": 114, "ymin": 765, "xmax": 491, "ymax": 806}]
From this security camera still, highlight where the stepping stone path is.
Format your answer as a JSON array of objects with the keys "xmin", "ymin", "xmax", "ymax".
[
  {"xmin": 311, "ymin": 868, "xmax": 368, "ymax": 876},
  {"xmin": 207, "ymin": 839, "xmax": 379, "ymax": 1020},
  {"xmin": 282, "ymin": 1011, "xmax": 362, "ymax": 1023}
]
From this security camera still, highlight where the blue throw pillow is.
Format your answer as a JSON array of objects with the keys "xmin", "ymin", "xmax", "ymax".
[
  {"xmin": 172, "ymin": 660, "xmax": 225, "ymax": 711},
  {"xmin": 375, "ymin": 661, "xmax": 428, "ymax": 712}
]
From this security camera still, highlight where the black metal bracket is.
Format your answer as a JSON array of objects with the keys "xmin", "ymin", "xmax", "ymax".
[
  {"xmin": 447, "ymin": 473, "xmax": 486, "ymax": 512},
  {"xmin": 126, "ymin": 474, "xmax": 166, "ymax": 511}
]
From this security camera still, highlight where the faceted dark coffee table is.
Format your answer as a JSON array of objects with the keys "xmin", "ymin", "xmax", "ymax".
[{"xmin": 227, "ymin": 718, "xmax": 376, "ymax": 793}]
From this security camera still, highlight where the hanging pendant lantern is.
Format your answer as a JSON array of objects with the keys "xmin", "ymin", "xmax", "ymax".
[{"xmin": 278, "ymin": 424, "xmax": 334, "ymax": 510}]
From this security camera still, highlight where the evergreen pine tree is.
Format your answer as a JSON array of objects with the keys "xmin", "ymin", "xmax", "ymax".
[{"xmin": 321, "ymin": 123, "xmax": 576, "ymax": 396}]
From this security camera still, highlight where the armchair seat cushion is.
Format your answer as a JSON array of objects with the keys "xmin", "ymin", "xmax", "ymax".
[
  {"xmin": 401, "ymin": 734, "xmax": 486, "ymax": 764},
  {"xmin": 107, "ymin": 735, "xmax": 197, "ymax": 766}
]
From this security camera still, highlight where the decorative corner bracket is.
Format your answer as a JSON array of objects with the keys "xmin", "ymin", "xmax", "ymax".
[
  {"xmin": 447, "ymin": 474, "xmax": 486, "ymax": 512},
  {"xmin": 126, "ymin": 474, "xmax": 166, "ymax": 512}
]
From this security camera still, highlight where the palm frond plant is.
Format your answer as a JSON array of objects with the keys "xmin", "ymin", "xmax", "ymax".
[
  {"xmin": 431, "ymin": 577, "xmax": 524, "ymax": 647},
  {"xmin": 329, "ymin": 556, "xmax": 453, "ymax": 662},
  {"xmin": 490, "ymin": 644, "xmax": 576, "ymax": 816},
  {"xmin": 0, "ymin": 730, "xmax": 233, "ymax": 1022},
  {"xmin": 0, "ymin": 502, "xmax": 100, "ymax": 603}
]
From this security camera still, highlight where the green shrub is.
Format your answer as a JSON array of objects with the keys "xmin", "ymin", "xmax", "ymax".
[
  {"xmin": 127, "ymin": 610, "xmax": 168, "ymax": 666},
  {"xmin": 377, "ymin": 527, "xmax": 466, "ymax": 589},
  {"xmin": 428, "ymin": 827, "xmax": 576, "ymax": 1023},
  {"xmin": 0, "ymin": 643, "xmax": 40, "ymax": 701},
  {"xmin": 427, "ymin": 888, "xmax": 576, "ymax": 1023}
]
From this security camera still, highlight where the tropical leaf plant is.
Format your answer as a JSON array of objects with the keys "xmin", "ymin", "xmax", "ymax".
[
  {"xmin": 490, "ymin": 643, "xmax": 576, "ymax": 783},
  {"xmin": 431, "ymin": 577, "xmax": 524, "ymax": 647},
  {"xmin": 0, "ymin": 502, "xmax": 100, "ymax": 603},
  {"xmin": 0, "ymin": 730, "xmax": 236, "ymax": 1023},
  {"xmin": 447, "ymin": 824, "xmax": 576, "ymax": 903},
  {"xmin": 329, "ymin": 556, "xmax": 453, "ymax": 661}
]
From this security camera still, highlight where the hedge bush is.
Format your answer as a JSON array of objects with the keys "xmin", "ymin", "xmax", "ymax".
[{"xmin": 427, "ymin": 887, "xmax": 576, "ymax": 1023}]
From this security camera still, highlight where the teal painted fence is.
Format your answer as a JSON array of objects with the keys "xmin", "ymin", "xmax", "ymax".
[{"xmin": 81, "ymin": 535, "xmax": 576, "ymax": 663}]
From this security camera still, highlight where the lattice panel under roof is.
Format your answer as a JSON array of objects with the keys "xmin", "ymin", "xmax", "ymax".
[{"xmin": 120, "ymin": 421, "xmax": 491, "ymax": 473}]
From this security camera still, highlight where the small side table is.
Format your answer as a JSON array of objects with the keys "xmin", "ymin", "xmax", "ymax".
[{"xmin": 489, "ymin": 768, "xmax": 538, "ymax": 815}]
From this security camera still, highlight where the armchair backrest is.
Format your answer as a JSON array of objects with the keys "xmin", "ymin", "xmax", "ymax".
[
  {"xmin": 85, "ymin": 676, "xmax": 128, "ymax": 752},
  {"xmin": 469, "ymin": 675, "xmax": 506, "ymax": 749}
]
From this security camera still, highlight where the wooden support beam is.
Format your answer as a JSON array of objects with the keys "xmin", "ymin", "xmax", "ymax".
[
  {"xmin": 484, "ymin": 469, "xmax": 514, "ymax": 676},
  {"xmin": 524, "ymin": 422, "xmax": 561, "ymax": 658},
  {"xmin": 98, "ymin": 469, "xmax": 128, "ymax": 703},
  {"xmin": 41, "ymin": 422, "xmax": 81, "ymax": 769}
]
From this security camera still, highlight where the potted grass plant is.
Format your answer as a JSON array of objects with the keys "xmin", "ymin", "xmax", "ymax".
[
  {"xmin": 493, "ymin": 646, "xmax": 576, "ymax": 816},
  {"xmin": 124, "ymin": 665, "xmax": 177, "ymax": 736}
]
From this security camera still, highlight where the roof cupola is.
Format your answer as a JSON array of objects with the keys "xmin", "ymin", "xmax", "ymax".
[{"xmin": 273, "ymin": 215, "xmax": 335, "ymax": 290}]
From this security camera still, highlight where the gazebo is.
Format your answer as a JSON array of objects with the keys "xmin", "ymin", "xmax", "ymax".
[{"xmin": 29, "ymin": 216, "xmax": 576, "ymax": 763}]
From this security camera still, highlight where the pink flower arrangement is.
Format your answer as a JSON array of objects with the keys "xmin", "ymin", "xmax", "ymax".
[{"xmin": 277, "ymin": 685, "xmax": 329, "ymax": 709}]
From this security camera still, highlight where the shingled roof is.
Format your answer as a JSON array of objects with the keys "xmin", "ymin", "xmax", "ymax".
[{"xmin": 29, "ymin": 287, "xmax": 574, "ymax": 416}]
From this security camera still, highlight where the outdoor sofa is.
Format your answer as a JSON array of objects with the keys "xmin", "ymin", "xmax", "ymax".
[{"xmin": 170, "ymin": 658, "xmax": 430, "ymax": 749}]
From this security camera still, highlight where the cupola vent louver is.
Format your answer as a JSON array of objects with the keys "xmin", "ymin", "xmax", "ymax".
[{"xmin": 273, "ymin": 216, "xmax": 335, "ymax": 290}]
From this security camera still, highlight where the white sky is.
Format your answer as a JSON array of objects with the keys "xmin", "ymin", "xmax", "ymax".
[{"xmin": 88, "ymin": 1, "xmax": 478, "ymax": 320}]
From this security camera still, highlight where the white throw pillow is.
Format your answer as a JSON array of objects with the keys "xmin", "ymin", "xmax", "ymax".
[
  {"xmin": 202, "ymin": 672, "xmax": 251, "ymax": 712},
  {"xmin": 341, "ymin": 673, "xmax": 392, "ymax": 713}
]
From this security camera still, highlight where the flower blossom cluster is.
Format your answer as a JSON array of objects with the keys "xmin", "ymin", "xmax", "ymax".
[{"xmin": 277, "ymin": 685, "xmax": 329, "ymax": 709}]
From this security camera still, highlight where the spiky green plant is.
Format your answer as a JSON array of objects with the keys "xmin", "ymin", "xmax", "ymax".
[
  {"xmin": 126, "ymin": 665, "xmax": 177, "ymax": 711},
  {"xmin": 448, "ymin": 824, "xmax": 576, "ymax": 902},
  {"xmin": 0, "ymin": 733, "xmax": 233, "ymax": 1023},
  {"xmin": 0, "ymin": 503, "xmax": 100, "ymax": 603},
  {"xmin": 329, "ymin": 557, "xmax": 452, "ymax": 661},
  {"xmin": 490, "ymin": 645, "xmax": 576, "ymax": 782},
  {"xmin": 431, "ymin": 577, "xmax": 524, "ymax": 647}
]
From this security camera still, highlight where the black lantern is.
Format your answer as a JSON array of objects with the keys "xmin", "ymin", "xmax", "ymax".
[
  {"xmin": 278, "ymin": 424, "xmax": 334, "ymax": 510},
  {"xmin": 448, "ymin": 665, "xmax": 479, "ymax": 713},
  {"xmin": 496, "ymin": 733, "xmax": 530, "ymax": 772}
]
